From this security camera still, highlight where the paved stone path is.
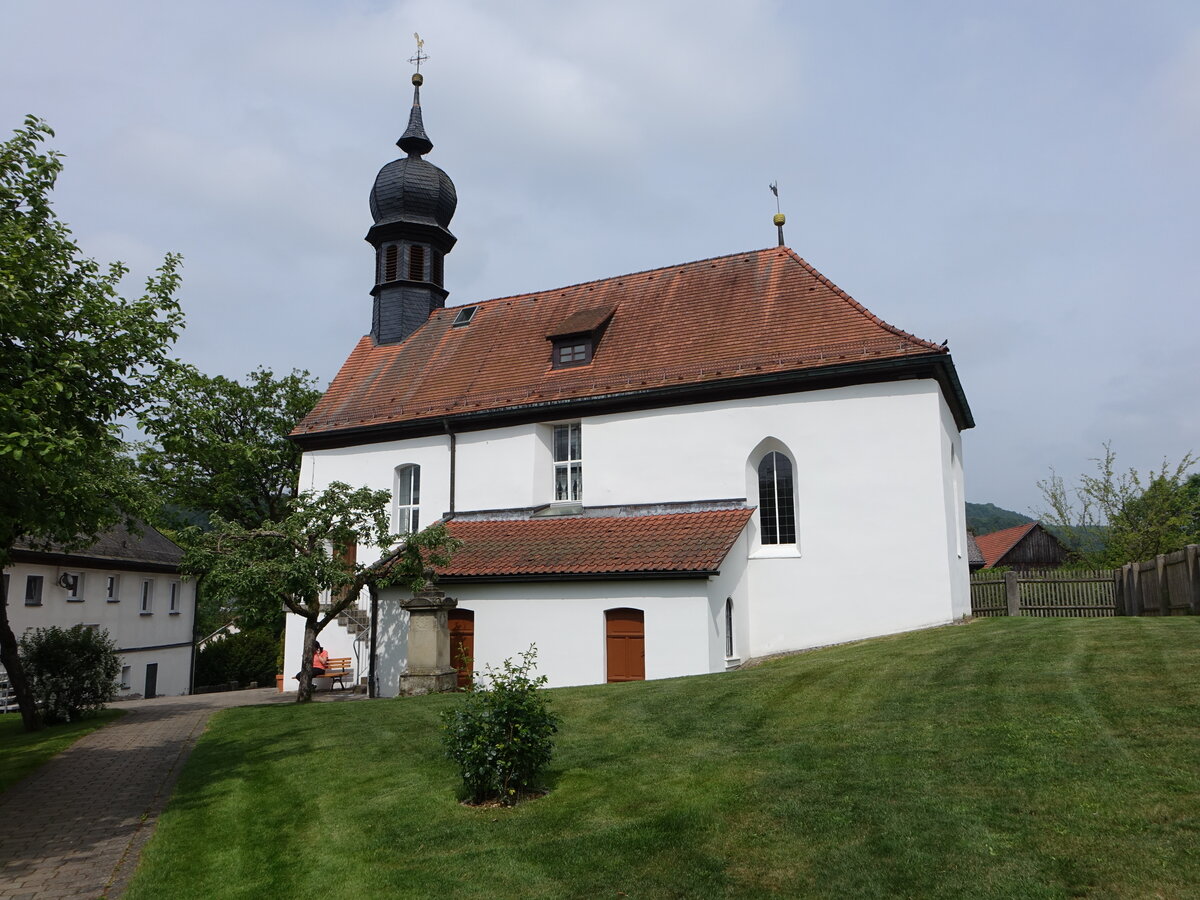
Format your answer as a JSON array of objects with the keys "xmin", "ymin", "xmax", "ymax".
[{"xmin": 0, "ymin": 688, "xmax": 292, "ymax": 900}]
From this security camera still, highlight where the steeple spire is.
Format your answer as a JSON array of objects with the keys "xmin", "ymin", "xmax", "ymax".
[{"xmin": 398, "ymin": 75, "xmax": 433, "ymax": 157}]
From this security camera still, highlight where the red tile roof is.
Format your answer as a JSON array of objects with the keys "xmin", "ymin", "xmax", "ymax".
[
  {"xmin": 975, "ymin": 522, "xmax": 1038, "ymax": 568},
  {"xmin": 434, "ymin": 508, "xmax": 754, "ymax": 578},
  {"xmin": 294, "ymin": 246, "xmax": 955, "ymax": 440}
]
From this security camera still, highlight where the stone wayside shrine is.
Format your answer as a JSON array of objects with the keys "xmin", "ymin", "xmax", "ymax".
[{"xmin": 397, "ymin": 575, "xmax": 459, "ymax": 696}]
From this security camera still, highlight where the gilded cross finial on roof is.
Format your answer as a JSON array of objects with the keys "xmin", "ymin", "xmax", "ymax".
[{"xmin": 409, "ymin": 33, "xmax": 429, "ymax": 84}]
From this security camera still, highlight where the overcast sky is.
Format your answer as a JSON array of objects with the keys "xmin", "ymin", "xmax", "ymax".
[{"xmin": 5, "ymin": 0, "xmax": 1198, "ymax": 516}]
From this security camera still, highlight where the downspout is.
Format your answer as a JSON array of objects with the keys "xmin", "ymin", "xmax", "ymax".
[
  {"xmin": 368, "ymin": 584, "xmax": 379, "ymax": 699},
  {"xmin": 443, "ymin": 419, "xmax": 456, "ymax": 515}
]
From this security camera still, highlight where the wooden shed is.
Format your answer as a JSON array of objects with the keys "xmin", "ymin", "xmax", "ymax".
[{"xmin": 975, "ymin": 522, "xmax": 1068, "ymax": 570}]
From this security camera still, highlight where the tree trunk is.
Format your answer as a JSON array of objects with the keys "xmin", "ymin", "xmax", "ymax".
[
  {"xmin": 297, "ymin": 618, "xmax": 317, "ymax": 702},
  {"xmin": 0, "ymin": 578, "xmax": 41, "ymax": 732}
]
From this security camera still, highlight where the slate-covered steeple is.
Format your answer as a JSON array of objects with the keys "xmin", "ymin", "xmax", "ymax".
[{"xmin": 367, "ymin": 69, "xmax": 457, "ymax": 345}]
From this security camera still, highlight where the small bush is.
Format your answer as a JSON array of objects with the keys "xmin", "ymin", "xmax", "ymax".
[
  {"xmin": 441, "ymin": 646, "xmax": 559, "ymax": 805},
  {"xmin": 194, "ymin": 627, "xmax": 278, "ymax": 688},
  {"xmin": 19, "ymin": 625, "xmax": 121, "ymax": 724}
]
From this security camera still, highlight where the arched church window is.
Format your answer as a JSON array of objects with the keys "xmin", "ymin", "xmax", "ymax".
[
  {"xmin": 757, "ymin": 451, "xmax": 796, "ymax": 545},
  {"xmin": 394, "ymin": 464, "xmax": 420, "ymax": 534}
]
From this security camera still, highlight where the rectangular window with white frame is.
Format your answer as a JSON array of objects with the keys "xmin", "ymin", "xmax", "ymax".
[
  {"xmin": 120, "ymin": 665, "xmax": 131, "ymax": 690},
  {"xmin": 169, "ymin": 581, "xmax": 181, "ymax": 614},
  {"xmin": 140, "ymin": 579, "xmax": 153, "ymax": 614},
  {"xmin": 394, "ymin": 464, "xmax": 421, "ymax": 535},
  {"xmin": 106, "ymin": 575, "xmax": 119, "ymax": 602},
  {"xmin": 63, "ymin": 572, "xmax": 83, "ymax": 602},
  {"xmin": 25, "ymin": 575, "xmax": 43, "ymax": 606},
  {"xmin": 552, "ymin": 422, "xmax": 583, "ymax": 502}
]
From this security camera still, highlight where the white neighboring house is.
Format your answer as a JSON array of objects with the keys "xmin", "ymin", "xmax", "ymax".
[
  {"xmin": 282, "ymin": 76, "xmax": 974, "ymax": 693},
  {"xmin": 2, "ymin": 521, "xmax": 195, "ymax": 708}
]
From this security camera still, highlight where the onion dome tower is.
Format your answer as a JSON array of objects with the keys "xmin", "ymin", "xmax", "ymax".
[{"xmin": 366, "ymin": 64, "xmax": 458, "ymax": 344}]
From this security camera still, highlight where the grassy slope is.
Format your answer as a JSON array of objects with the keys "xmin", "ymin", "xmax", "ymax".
[
  {"xmin": 127, "ymin": 619, "xmax": 1200, "ymax": 899},
  {"xmin": 0, "ymin": 708, "xmax": 123, "ymax": 793}
]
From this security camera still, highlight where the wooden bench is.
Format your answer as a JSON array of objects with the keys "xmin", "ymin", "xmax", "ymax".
[{"xmin": 314, "ymin": 657, "xmax": 353, "ymax": 691}]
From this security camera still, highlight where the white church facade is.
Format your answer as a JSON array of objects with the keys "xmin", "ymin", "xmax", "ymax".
[{"xmin": 283, "ymin": 73, "xmax": 973, "ymax": 693}]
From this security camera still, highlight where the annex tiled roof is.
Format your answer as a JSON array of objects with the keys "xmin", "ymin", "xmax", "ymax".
[
  {"xmin": 434, "ymin": 508, "xmax": 754, "ymax": 578},
  {"xmin": 975, "ymin": 522, "xmax": 1038, "ymax": 569},
  {"xmin": 12, "ymin": 521, "xmax": 184, "ymax": 569},
  {"xmin": 294, "ymin": 246, "xmax": 954, "ymax": 439}
]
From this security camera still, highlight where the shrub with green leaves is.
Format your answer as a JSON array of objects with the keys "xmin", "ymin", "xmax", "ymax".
[
  {"xmin": 19, "ymin": 625, "xmax": 121, "ymax": 724},
  {"xmin": 194, "ymin": 627, "xmax": 278, "ymax": 689},
  {"xmin": 441, "ymin": 646, "xmax": 559, "ymax": 805}
]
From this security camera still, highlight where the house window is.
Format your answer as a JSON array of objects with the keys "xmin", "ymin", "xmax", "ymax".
[
  {"xmin": 120, "ymin": 665, "xmax": 131, "ymax": 690},
  {"xmin": 106, "ymin": 575, "xmax": 120, "ymax": 602},
  {"xmin": 553, "ymin": 423, "xmax": 583, "ymax": 502},
  {"xmin": 63, "ymin": 572, "xmax": 83, "ymax": 601},
  {"xmin": 394, "ymin": 464, "xmax": 421, "ymax": 534},
  {"xmin": 25, "ymin": 575, "xmax": 43, "ymax": 606},
  {"xmin": 552, "ymin": 338, "xmax": 592, "ymax": 368},
  {"xmin": 140, "ymin": 579, "xmax": 154, "ymax": 614},
  {"xmin": 725, "ymin": 597, "xmax": 734, "ymax": 658},
  {"xmin": 169, "ymin": 582, "xmax": 181, "ymax": 614},
  {"xmin": 758, "ymin": 451, "xmax": 796, "ymax": 544}
]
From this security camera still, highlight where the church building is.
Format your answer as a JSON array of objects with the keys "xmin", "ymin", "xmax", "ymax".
[{"xmin": 283, "ymin": 70, "xmax": 974, "ymax": 692}]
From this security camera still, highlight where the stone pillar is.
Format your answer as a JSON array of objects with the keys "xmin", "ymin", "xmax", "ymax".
[{"xmin": 397, "ymin": 582, "xmax": 459, "ymax": 696}]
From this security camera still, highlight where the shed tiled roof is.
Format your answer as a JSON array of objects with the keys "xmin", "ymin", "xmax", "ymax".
[
  {"xmin": 294, "ymin": 246, "xmax": 956, "ymax": 440},
  {"xmin": 434, "ymin": 508, "xmax": 753, "ymax": 579},
  {"xmin": 975, "ymin": 522, "xmax": 1038, "ymax": 569}
]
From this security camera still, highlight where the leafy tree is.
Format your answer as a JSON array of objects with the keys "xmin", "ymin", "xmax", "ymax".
[
  {"xmin": 183, "ymin": 481, "xmax": 459, "ymax": 701},
  {"xmin": 441, "ymin": 646, "xmax": 559, "ymax": 806},
  {"xmin": 137, "ymin": 366, "xmax": 321, "ymax": 531},
  {"xmin": 1038, "ymin": 443, "xmax": 1199, "ymax": 567},
  {"xmin": 19, "ymin": 625, "xmax": 122, "ymax": 724},
  {"xmin": 0, "ymin": 116, "xmax": 183, "ymax": 731},
  {"xmin": 194, "ymin": 627, "xmax": 278, "ymax": 690}
]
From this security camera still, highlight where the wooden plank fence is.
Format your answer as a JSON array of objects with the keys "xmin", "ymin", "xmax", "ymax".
[
  {"xmin": 1115, "ymin": 544, "xmax": 1200, "ymax": 616},
  {"xmin": 971, "ymin": 568, "xmax": 1117, "ymax": 617},
  {"xmin": 970, "ymin": 545, "xmax": 1200, "ymax": 618}
]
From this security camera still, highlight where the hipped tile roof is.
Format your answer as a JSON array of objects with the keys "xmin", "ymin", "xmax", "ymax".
[
  {"xmin": 434, "ymin": 508, "xmax": 753, "ymax": 578},
  {"xmin": 295, "ymin": 246, "xmax": 952, "ymax": 439},
  {"xmin": 975, "ymin": 522, "xmax": 1038, "ymax": 569}
]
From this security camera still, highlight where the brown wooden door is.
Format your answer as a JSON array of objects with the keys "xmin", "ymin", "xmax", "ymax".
[
  {"xmin": 448, "ymin": 609, "xmax": 474, "ymax": 689},
  {"xmin": 605, "ymin": 608, "xmax": 645, "ymax": 683}
]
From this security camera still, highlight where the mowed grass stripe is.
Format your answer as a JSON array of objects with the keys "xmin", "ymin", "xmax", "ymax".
[{"xmin": 127, "ymin": 618, "xmax": 1200, "ymax": 899}]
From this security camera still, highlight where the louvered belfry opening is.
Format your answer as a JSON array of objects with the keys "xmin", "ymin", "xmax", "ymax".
[
  {"xmin": 383, "ymin": 244, "xmax": 399, "ymax": 282},
  {"xmin": 408, "ymin": 244, "xmax": 426, "ymax": 281}
]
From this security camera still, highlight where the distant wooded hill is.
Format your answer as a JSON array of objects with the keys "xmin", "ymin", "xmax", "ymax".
[{"xmin": 965, "ymin": 502, "xmax": 1034, "ymax": 535}]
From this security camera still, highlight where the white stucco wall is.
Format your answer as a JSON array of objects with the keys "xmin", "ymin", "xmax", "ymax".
[
  {"xmin": 287, "ymin": 377, "xmax": 970, "ymax": 687},
  {"xmin": 3, "ymin": 561, "xmax": 195, "ymax": 697}
]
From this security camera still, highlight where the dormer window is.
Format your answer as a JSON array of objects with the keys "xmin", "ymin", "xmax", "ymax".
[
  {"xmin": 553, "ymin": 339, "xmax": 592, "ymax": 368},
  {"xmin": 546, "ymin": 305, "xmax": 614, "ymax": 370},
  {"xmin": 452, "ymin": 306, "xmax": 477, "ymax": 327}
]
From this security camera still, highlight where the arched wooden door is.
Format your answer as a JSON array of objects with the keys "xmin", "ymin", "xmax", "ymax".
[
  {"xmin": 605, "ymin": 608, "xmax": 645, "ymax": 683},
  {"xmin": 448, "ymin": 609, "xmax": 474, "ymax": 689}
]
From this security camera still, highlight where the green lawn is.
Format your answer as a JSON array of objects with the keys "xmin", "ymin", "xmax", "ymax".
[
  {"xmin": 0, "ymin": 708, "xmax": 123, "ymax": 793},
  {"xmin": 127, "ymin": 618, "xmax": 1200, "ymax": 899}
]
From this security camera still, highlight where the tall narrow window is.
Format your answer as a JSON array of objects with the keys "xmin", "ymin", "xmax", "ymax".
[
  {"xmin": 757, "ymin": 451, "xmax": 796, "ymax": 544},
  {"xmin": 395, "ymin": 464, "xmax": 421, "ymax": 534},
  {"xmin": 106, "ymin": 575, "xmax": 119, "ymax": 602},
  {"xmin": 725, "ymin": 597, "xmax": 734, "ymax": 658},
  {"xmin": 63, "ymin": 572, "xmax": 83, "ymax": 601},
  {"xmin": 383, "ymin": 244, "xmax": 399, "ymax": 281},
  {"xmin": 140, "ymin": 579, "xmax": 153, "ymax": 614},
  {"xmin": 553, "ymin": 423, "xmax": 583, "ymax": 502},
  {"xmin": 408, "ymin": 244, "xmax": 426, "ymax": 281},
  {"xmin": 169, "ymin": 582, "xmax": 181, "ymax": 614},
  {"xmin": 24, "ymin": 575, "xmax": 43, "ymax": 606}
]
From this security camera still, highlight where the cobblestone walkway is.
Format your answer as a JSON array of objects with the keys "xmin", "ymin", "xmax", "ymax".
[{"xmin": 0, "ymin": 688, "xmax": 291, "ymax": 900}]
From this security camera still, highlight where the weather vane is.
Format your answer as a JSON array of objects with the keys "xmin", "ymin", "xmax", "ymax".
[
  {"xmin": 409, "ymin": 33, "xmax": 428, "ymax": 74},
  {"xmin": 769, "ymin": 181, "xmax": 786, "ymax": 247}
]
